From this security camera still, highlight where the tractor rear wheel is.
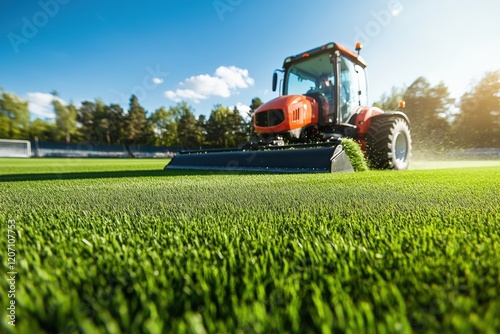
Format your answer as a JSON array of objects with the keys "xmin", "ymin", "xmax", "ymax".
[{"xmin": 366, "ymin": 117, "xmax": 412, "ymax": 170}]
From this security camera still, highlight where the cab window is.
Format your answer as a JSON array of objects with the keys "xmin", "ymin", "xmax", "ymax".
[{"xmin": 339, "ymin": 57, "xmax": 368, "ymax": 123}]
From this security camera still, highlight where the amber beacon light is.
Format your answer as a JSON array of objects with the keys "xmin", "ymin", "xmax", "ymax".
[{"xmin": 355, "ymin": 42, "xmax": 362, "ymax": 54}]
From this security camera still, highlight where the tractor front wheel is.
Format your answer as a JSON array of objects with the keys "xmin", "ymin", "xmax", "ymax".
[{"xmin": 366, "ymin": 117, "xmax": 412, "ymax": 170}]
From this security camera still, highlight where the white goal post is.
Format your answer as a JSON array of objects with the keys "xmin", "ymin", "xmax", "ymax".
[{"xmin": 0, "ymin": 139, "xmax": 32, "ymax": 158}]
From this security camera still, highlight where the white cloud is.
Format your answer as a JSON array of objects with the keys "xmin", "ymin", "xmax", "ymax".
[
  {"xmin": 165, "ymin": 66, "xmax": 254, "ymax": 103},
  {"xmin": 183, "ymin": 74, "xmax": 231, "ymax": 98},
  {"xmin": 27, "ymin": 92, "xmax": 66, "ymax": 119},
  {"xmin": 152, "ymin": 77, "xmax": 164, "ymax": 84},
  {"xmin": 234, "ymin": 102, "xmax": 251, "ymax": 119},
  {"xmin": 215, "ymin": 66, "xmax": 254, "ymax": 89},
  {"xmin": 165, "ymin": 89, "xmax": 206, "ymax": 103}
]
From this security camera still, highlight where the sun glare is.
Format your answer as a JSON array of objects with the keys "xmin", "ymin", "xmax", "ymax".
[{"xmin": 391, "ymin": 9, "xmax": 401, "ymax": 17}]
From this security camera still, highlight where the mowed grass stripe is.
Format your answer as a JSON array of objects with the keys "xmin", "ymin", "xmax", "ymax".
[{"xmin": 0, "ymin": 158, "xmax": 499, "ymax": 333}]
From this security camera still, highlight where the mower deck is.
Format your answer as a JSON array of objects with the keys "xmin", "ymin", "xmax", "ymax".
[{"xmin": 164, "ymin": 143, "xmax": 354, "ymax": 173}]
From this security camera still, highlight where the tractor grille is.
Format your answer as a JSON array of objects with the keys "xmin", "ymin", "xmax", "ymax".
[
  {"xmin": 255, "ymin": 109, "xmax": 285, "ymax": 127},
  {"xmin": 292, "ymin": 108, "xmax": 300, "ymax": 122}
]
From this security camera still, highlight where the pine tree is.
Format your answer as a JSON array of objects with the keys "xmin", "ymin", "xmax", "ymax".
[
  {"xmin": 455, "ymin": 71, "xmax": 500, "ymax": 147},
  {"xmin": 125, "ymin": 95, "xmax": 148, "ymax": 144}
]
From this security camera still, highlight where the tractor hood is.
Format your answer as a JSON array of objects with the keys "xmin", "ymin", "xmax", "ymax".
[{"xmin": 254, "ymin": 95, "xmax": 319, "ymax": 136}]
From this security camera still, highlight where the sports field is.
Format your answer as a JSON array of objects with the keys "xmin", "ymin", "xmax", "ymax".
[{"xmin": 1, "ymin": 158, "xmax": 499, "ymax": 333}]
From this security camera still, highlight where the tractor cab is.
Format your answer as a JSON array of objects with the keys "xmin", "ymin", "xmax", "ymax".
[
  {"xmin": 281, "ymin": 42, "xmax": 369, "ymax": 125},
  {"xmin": 260, "ymin": 42, "xmax": 369, "ymax": 139}
]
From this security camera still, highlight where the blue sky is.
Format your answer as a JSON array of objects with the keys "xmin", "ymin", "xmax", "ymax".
[{"xmin": 1, "ymin": 0, "xmax": 499, "ymax": 120}]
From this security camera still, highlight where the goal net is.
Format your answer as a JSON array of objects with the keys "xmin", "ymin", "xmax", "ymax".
[{"xmin": 0, "ymin": 139, "xmax": 31, "ymax": 158}]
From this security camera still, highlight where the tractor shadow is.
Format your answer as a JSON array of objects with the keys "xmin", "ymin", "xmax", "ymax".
[{"xmin": 0, "ymin": 169, "xmax": 259, "ymax": 182}]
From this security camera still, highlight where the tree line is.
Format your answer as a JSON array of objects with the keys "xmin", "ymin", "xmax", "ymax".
[
  {"xmin": 375, "ymin": 70, "xmax": 499, "ymax": 150},
  {"xmin": 0, "ymin": 92, "xmax": 264, "ymax": 148},
  {"xmin": 1, "ymin": 70, "xmax": 499, "ymax": 149}
]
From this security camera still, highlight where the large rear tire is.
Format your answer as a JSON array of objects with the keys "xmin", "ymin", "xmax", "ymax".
[{"xmin": 366, "ymin": 117, "xmax": 412, "ymax": 170}]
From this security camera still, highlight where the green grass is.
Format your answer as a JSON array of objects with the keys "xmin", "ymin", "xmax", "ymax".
[
  {"xmin": 341, "ymin": 138, "xmax": 369, "ymax": 172},
  {"xmin": 1, "ymin": 158, "xmax": 499, "ymax": 333}
]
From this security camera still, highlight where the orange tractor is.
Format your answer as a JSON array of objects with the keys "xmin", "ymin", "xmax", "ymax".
[{"xmin": 165, "ymin": 42, "xmax": 411, "ymax": 172}]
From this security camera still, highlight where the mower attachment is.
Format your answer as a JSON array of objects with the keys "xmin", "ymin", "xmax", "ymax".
[{"xmin": 164, "ymin": 144, "xmax": 354, "ymax": 173}]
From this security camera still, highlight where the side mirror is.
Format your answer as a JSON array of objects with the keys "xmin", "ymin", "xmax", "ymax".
[{"xmin": 272, "ymin": 72, "xmax": 278, "ymax": 92}]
